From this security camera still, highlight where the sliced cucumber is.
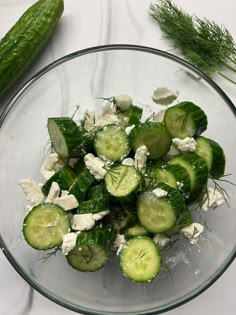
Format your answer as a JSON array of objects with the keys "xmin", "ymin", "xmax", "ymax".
[
  {"xmin": 48, "ymin": 117, "xmax": 93, "ymax": 159},
  {"xmin": 195, "ymin": 136, "xmax": 225, "ymax": 178},
  {"xmin": 130, "ymin": 122, "xmax": 172, "ymax": 159},
  {"xmin": 23, "ymin": 203, "xmax": 70, "ymax": 250},
  {"xmin": 125, "ymin": 223, "xmax": 151, "ymax": 239},
  {"xmin": 166, "ymin": 208, "xmax": 193, "ymax": 236},
  {"xmin": 105, "ymin": 165, "xmax": 140, "ymax": 198},
  {"xmin": 149, "ymin": 164, "xmax": 191, "ymax": 197},
  {"xmin": 137, "ymin": 183, "xmax": 186, "ymax": 233},
  {"xmin": 77, "ymin": 199, "xmax": 110, "ymax": 214},
  {"xmin": 127, "ymin": 105, "xmax": 143, "ymax": 126},
  {"xmin": 119, "ymin": 236, "xmax": 161, "ymax": 283},
  {"xmin": 42, "ymin": 165, "xmax": 77, "ymax": 196},
  {"xmin": 169, "ymin": 153, "xmax": 209, "ymax": 201},
  {"xmin": 94, "ymin": 124, "xmax": 130, "ymax": 162},
  {"xmin": 66, "ymin": 224, "xmax": 115, "ymax": 272},
  {"xmin": 164, "ymin": 102, "xmax": 208, "ymax": 138},
  {"xmin": 69, "ymin": 168, "xmax": 95, "ymax": 202}
]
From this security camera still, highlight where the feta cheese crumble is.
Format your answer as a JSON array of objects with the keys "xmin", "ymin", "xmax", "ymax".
[
  {"xmin": 153, "ymin": 109, "xmax": 166, "ymax": 123},
  {"xmin": 114, "ymin": 95, "xmax": 132, "ymax": 111},
  {"xmin": 113, "ymin": 234, "xmax": 127, "ymax": 256},
  {"xmin": 95, "ymin": 102, "xmax": 119, "ymax": 127},
  {"xmin": 18, "ymin": 178, "xmax": 44, "ymax": 206},
  {"xmin": 84, "ymin": 153, "xmax": 107, "ymax": 180},
  {"xmin": 40, "ymin": 152, "xmax": 59, "ymax": 180},
  {"xmin": 152, "ymin": 188, "xmax": 168, "ymax": 198},
  {"xmin": 201, "ymin": 187, "xmax": 225, "ymax": 211},
  {"xmin": 62, "ymin": 232, "xmax": 78, "ymax": 255},
  {"xmin": 152, "ymin": 87, "xmax": 179, "ymax": 105},
  {"xmin": 83, "ymin": 111, "xmax": 95, "ymax": 131},
  {"xmin": 134, "ymin": 145, "xmax": 149, "ymax": 172},
  {"xmin": 54, "ymin": 195, "xmax": 79, "ymax": 211},
  {"xmin": 172, "ymin": 137, "xmax": 197, "ymax": 152},
  {"xmin": 122, "ymin": 157, "xmax": 135, "ymax": 167},
  {"xmin": 72, "ymin": 211, "xmax": 110, "ymax": 231},
  {"xmin": 181, "ymin": 223, "xmax": 204, "ymax": 245},
  {"xmin": 166, "ymin": 144, "xmax": 180, "ymax": 157},
  {"xmin": 125, "ymin": 124, "xmax": 135, "ymax": 135},
  {"xmin": 153, "ymin": 234, "xmax": 170, "ymax": 249},
  {"xmin": 45, "ymin": 182, "xmax": 60, "ymax": 203}
]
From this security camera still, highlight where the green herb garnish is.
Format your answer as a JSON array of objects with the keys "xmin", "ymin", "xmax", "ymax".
[{"xmin": 149, "ymin": 0, "xmax": 236, "ymax": 84}]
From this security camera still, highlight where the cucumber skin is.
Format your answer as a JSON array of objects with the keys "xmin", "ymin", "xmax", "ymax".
[
  {"xmin": 69, "ymin": 168, "xmax": 95, "ymax": 203},
  {"xmin": 128, "ymin": 105, "xmax": 143, "ymax": 126},
  {"xmin": 195, "ymin": 136, "xmax": 225, "ymax": 179},
  {"xmin": 164, "ymin": 102, "xmax": 208, "ymax": 138},
  {"xmin": 66, "ymin": 224, "xmax": 115, "ymax": 272},
  {"xmin": 0, "ymin": 0, "xmax": 64, "ymax": 96},
  {"xmin": 42, "ymin": 165, "xmax": 77, "ymax": 196}
]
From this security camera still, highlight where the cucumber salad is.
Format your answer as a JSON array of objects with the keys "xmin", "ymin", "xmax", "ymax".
[{"xmin": 19, "ymin": 92, "xmax": 227, "ymax": 283}]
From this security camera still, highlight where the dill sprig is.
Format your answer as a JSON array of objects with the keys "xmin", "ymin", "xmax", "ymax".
[
  {"xmin": 38, "ymin": 246, "xmax": 61, "ymax": 263},
  {"xmin": 149, "ymin": 0, "xmax": 236, "ymax": 85}
]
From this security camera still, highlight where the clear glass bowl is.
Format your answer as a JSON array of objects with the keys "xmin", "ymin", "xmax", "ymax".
[{"xmin": 0, "ymin": 45, "xmax": 235, "ymax": 315}]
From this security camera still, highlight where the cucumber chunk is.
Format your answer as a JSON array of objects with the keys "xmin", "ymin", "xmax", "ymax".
[
  {"xmin": 137, "ymin": 183, "xmax": 185, "ymax": 233},
  {"xmin": 48, "ymin": 117, "xmax": 93, "ymax": 159},
  {"xmin": 127, "ymin": 105, "xmax": 143, "ymax": 126},
  {"xmin": 130, "ymin": 122, "xmax": 172, "ymax": 159},
  {"xmin": 125, "ymin": 224, "xmax": 151, "ymax": 239},
  {"xmin": 42, "ymin": 165, "xmax": 77, "ymax": 196},
  {"xmin": 119, "ymin": 236, "xmax": 161, "ymax": 282},
  {"xmin": 195, "ymin": 136, "xmax": 225, "ymax": 178},
  {"xmin": 23, "ymin": 203, "xmax": 70, "ymax": 250},
  {"xmin": 69, "ymin": 168, "xmax": 95, "ymax": 202},
  {"xmin": 66, "ymin": 224, "xmax": 115, "ymax": 272},
  {"xmin": 105, "ymin": 165, "xmax": 140, "ymax": 198},
  {"xmin": 94, "ymin": 124, "xmax": 130, "ymax": 162},
  {"xmin": 164, "ymin": 102, "xmax": 208, "ymax": 138},
  {"xmin": 169, "ymin": 153, "xmax": 209, "ymax": 201}
]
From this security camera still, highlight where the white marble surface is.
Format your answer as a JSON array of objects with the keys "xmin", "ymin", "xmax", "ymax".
[{"xmin": 0, "ymin": 0, "xmax": 236, "ymax": 314}]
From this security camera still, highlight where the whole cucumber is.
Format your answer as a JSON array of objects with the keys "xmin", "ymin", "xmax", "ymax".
[{"xmin": 0, "ymin": 0, "xmax": 64, "ymax": 96}]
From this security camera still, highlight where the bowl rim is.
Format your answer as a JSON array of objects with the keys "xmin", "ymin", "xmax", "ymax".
[{"xmin": 0, "ymin": 44, "xmax": 235, "ymax": 315}]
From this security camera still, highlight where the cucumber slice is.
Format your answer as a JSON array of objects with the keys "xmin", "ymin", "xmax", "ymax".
[
  {"xmin": 42, "ymin": 165, "xmax": 77, "ymax": 196},
  {"xmin": 169, "ymin": 153, "xmax": 209, "ymax": 201},
  {"xmin": 48, "ymin": 117, "xmax": 93, "ymax": 159},
  {"xmin": 149, "ymin": 164, "xmax": 191, "ymax": 197},
  {"xmin": 166, "ymin": 208, "xmax": 193, "ymax": 236},
  {"xmin": 69, "ymin": 168, "xmax": 95, "ymax": 202},
  {"xmin": 66, "ymin": 224, "xmax": 115, "ymax": 272},
  {"xmin": 125, "ymin": 224, "xmax": 151, "ymax": 239},
  {"xmin": 105, "ymin": 165, "xmax": 140, "ymax": 198},
  {"xmin": 195, "ymin": 136, "xmax": 225, "ymax": 179},
  {"xmin": 23, "ymin": 203, "xmax": 70, "ymax": 250},
  {"xmin": 94, "ymin": 124, "xmax": 130, "ymax": 162},
  {"xmin": 137, "ymin": 183, "xmax": 186, "ymax": 233},
  {"xmin": 164, "ymin": 102, "xmax": 208, "ymax": 138},
  {"xmin": 119, "ymin": 236, "xmax": 161, "ymax": 283},
  {"xmin": 130, "ymin": 122, "xmax": 172, "ymax": 159},
  {"xmin": 127, "ymin": 105, "xmax": 143, "ymax": 126},
  {"xmin": 77, "ymin": 199, "xmax": 110, "ymax": 214}
]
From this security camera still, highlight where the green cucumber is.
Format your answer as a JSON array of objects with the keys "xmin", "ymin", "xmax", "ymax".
[
  {"xmin": 166, "ymin": 208, "xmax": 193, "ymax": 236},
  {"xmin": 42, "ymin": 165, "xmax": 77, "ymax": 196},
  {"xmin": 48, "ymin": 118, "xmax": 93, "ymax": 159},
  {"xmin": 149, "ymin": 164, "xmax": 191, "ymax": 198},
  {"xmin": 66, "ymin": 224, "xmax": 115, "ymax": 272},
  {"xmin": 77, "ymin": 199, "xmax": 110, "ymax": 214},
  {"xmin": 195, "ymin": 136, "xmax": 225, "ymax": 178},
  {"xmin": 130, "ymin": 122, "xmax": 172, "ymax": 159},
  {"xmin": 164, "ymin": 102, "xmax": 208, "ymax": 138},
  {"xmin": 125, "ymin": 224, "xmax": 151, "ymax": 239},
  {"xmin": 137, "ymin": 183, "xmax": 186, "ymax": 233},
  {"xmin": 23, "ymin": 203, "xmax": 70, "ymax": 250},
  {"xmin": 0, "ymin": 0, "xmax": 64, "ymax": 96},
  {"xmin": 69, "ymin": 168, "xmax": 95, "ymax": 202},
  {"xmin": 119, "ymin": 236, "xmax": 161, "ymax": 283},
  {"xmin": 169, "ymin": 153, "xmax": 209, "ymax": 201},
  {"xmin": 105, "ymin": 165, "xmax": 141, "ymax": 198},
  {"xmin": 127, "ymin": 105, "xmax": 143, "ymax": 126},
  {"xmin": 94, "ymin": 124, "xmax": 130, "ymax": 162}
]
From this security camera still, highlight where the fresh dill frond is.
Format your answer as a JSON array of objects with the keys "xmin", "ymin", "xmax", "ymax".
[
  {"xmin": 149, "ymin": 0, "xmax": 236, "ymax": 84},
  {"xmin": 39, "ymin": 246, "xmax": 61, "ymax": 263}
]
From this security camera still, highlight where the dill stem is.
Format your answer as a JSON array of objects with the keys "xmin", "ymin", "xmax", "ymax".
[
  {"xmin": 218, "ymin": 71, "xmax": 236, "ymax": 85},
  {"xmin": 221, "ymin": 60, "xmax": 236, "ymax": 73}
]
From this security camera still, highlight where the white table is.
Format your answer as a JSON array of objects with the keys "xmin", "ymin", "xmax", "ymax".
[{"xmin": 0, "ymin": 1, "xmax": 235, "ymax": 314}]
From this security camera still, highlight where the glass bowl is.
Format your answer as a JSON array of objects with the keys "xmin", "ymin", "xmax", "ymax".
[{"xmin": 0, "ymin": 45, "xmax": 235, "ymax": 315}]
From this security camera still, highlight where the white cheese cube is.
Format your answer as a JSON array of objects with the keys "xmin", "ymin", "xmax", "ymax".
[{"xmin": 18, "ymin": 178, "xmax": 44, "ymax": 206}]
